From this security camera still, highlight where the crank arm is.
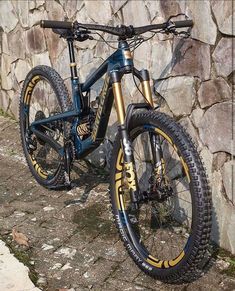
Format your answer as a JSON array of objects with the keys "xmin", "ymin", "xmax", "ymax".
[{"xmin": 30, "ymin": 127, "xmax": 64, "ymax": 157}]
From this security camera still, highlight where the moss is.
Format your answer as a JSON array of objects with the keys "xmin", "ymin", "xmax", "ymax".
[
  {"xmin": 217, "ymin": 247, "xmax": 235, "ymax": 277},
  {"xmin": 0, "ymin": 108, "xmax": 16, "ymax": 120}
]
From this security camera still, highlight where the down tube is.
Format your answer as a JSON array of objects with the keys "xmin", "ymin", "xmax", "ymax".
[{"xmin": 76, "ymin": 85, "xmax": 114, "ymax": 158}]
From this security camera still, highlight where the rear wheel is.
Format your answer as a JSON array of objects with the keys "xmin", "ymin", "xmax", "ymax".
[
  {"xmin": 19, "ymin": 65, "xmax": 71, "ymax": 188},
  {"xmin": 110, "ymin": 111, "xmax": 212, "ymax": 283}
]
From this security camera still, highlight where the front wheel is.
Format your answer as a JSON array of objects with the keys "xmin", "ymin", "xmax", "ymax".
[{"xmin": 109, "ymin": 111, "xmax": 212, "ymax": 283}]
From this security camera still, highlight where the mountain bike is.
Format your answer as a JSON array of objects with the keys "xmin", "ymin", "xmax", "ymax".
[{"xmin": 19, "ymin": 18, "xmax": 212, "ymax": 283}]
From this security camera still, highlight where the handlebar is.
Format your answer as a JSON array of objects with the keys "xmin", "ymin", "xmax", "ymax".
[{"xmin": 39, "ymin": 19, "xmax": 193, "ymax": 38}]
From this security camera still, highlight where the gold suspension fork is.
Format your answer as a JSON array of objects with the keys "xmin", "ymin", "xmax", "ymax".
[
  {"xmin": 140, "ymin": 72, "xmax": 166, "ymax": 183},
  {"xmin": 111, "ymin": 71, "xmax": 139, "ymax": 207}
]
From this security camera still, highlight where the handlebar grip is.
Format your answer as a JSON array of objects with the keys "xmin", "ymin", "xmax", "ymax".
[
  {"xmin": 174, "ymin": 20, "xmax": 193, "ymax": 28},
  {"xmin": 40, "ymin": 20, "xmax": 73, "ymax": 29}
]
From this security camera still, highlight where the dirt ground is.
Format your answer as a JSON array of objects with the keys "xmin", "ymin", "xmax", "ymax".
[{"xmin": 0, "ymin": 115, "xmax": 235, "ymax": 291}]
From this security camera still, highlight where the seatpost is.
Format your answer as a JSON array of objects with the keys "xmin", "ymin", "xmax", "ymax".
[
  {"xmin": 67, "ymin": 39, "xmax": 82, "ymax": 113},
  {"xmin": 67, "ymin": 39, "xmax": 78, "ymax": 79}
]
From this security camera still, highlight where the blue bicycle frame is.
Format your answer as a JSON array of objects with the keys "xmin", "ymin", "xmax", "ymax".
[{"xmin": 30, "ymin": 39, "xmax": 153, "ymax": 160}]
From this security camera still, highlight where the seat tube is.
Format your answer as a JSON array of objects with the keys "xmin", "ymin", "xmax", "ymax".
[{"xmin": 111, "ymin": 70, "xmax": 139, "ymax": 208}]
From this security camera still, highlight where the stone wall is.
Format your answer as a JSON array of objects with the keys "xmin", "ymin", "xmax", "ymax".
[{"xmin": 0, "ymin": 0, "xmax": 234, "ymax": 253}]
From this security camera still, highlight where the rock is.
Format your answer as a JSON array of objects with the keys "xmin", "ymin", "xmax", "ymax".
[
  {"xmin": 122, "ymin": 0, "xmax": 150, "ymax": 26},
  {"xmin": 159, "ymin": 0, "xmax": 182, "ymax": 19},
  {"xmin": 54, "ymin": 48, "xmax": 71, "ymax": 80},
  {"xmin": 2, "ymin": 33, "xmax": 9, "ymax": 54},
  {"xmin": 144, "ymin": 0, "xmax": 163, "ymax": 22},
  {"xmin": 0, "ymin": 91, "xmax": 11, "ymax": 112},
  {"xmin": 212, "ymin": 38, "xmax": 234, "ymax": 78},
  {"xmin": 0, "ymin": 240, "xmax": 40, "ymax": 290},
  {"xmin": 172, "ymin": 38, "xmax": 211, "ymax": 81},
  {"xmin": 134, "ymin": 41, "xmax": 152, "ymax": 71},
  {"xmin": 46, "ymin": 0, "xmax": 65, "ymax": 20},
  {"xmin": 212, "ymin": 152, "xmax": 228, "ymax": 172},
  {"xmin": 151, "ymin": 40, "xmax": 172, "ymax": 79},
  {"xmin": 211, "ymin": 0, "xmax": 234, "ymax": 35},
  {"xmin": 216, "ymin": 259, "xmax": 230, "ymax": 271},
  {"xmin": 179, "ymin": 116, "xmax": 200, "ymax": 147},
  {"xmin": 26, "ymin": 26, "xmax": 46, "ymax": 54},
  {"xmin": 44, "ymin": 28, "xmax": 67, "ymax": 66},
  {"xmin": 85, "ymin": 0, "xmax": 112, "ymax": 24},
  {"xmin": 222, "ymin": 160, "xmax": 235, "ymax": 203},
  {"xmin": 179, "ymin": 1, "xmax": 217, "ymax": 45},
  {"xmin": 198, "ymin": 102, "xmax": 234, "ymax": 155},
  {"xmin": 32, "ymin": 51, "xmax": 51, "ymax": 67},
  {"xmin": 1, "ymin": 54, "xmax": 15, "ymax": 90},
  {"xmin": 155, "ymin": 76, "xmax": 196, "ymax": 116},
  {"xmin": 12, "ymin": 0, "xmax": 30, "ymax": 28},
  {"xmin": 0, "ymin": 1, "xmax": 18, "ymax": 32},
  {"xmin": 8, "ymin": 25, "xmax": 26, "ymax": 59},
  {"xmin": 14, "ymin": 60, "xmax": 31, "ymax": 83},
  {"xmin": 28, "ymin": 8, "xmax": 48, "ymax": 27},
  {"xmin": 200, "ymin": 146, "xmax": 213, "ymax": 181},
  {"xmin": 111, "ymin": 0, "xmax": 128, "ymax": 14},
  {"xmin": 190, "ymin": 107, "xmax": 204, "ymax": 128},
  {"xmin": 75, "ymin": 8, "xmax": 98, "ymax": 50},
  {"xmin": 63, "ymin": 0, "xmax": 83, "ymax": 19},
  {"xmin": 198, "ymin": 78, "xmax": 232, "ymax": 108},
  {"xmin": 36, "ymin": 0, "xmax": 45, "ymax": 8}
]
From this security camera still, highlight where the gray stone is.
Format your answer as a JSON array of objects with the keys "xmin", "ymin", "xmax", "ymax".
[
  {"xmin": 122, "ymin": 0, "xmax": 150, "ymax": 26},
  {"xmin": 211, "ymin": 0, "xmax": 234, "ymax": 36},
  {"xmin": 179, "ymin": 116, "xmax": 200, "ymax": 147},
  {"xmin": 200, "ymin": 146, "xmax": 213, "ymax": 181},
  {"xmin": 54, "ymin": 48, "xmax": 71, "ymax": 80},
  {"xmin": 44, "ymin": 28, "xmax": 67, "ymax": 66},
  {"xmin": 190, "ymin": 107, "xmax": 204, "ymax": 128},
  {"xmin": 8, "ymin": 25, "xmax": 26, "ymax": 59},
  {"xmin": 212, "ymin": 152, "xmax": 228, "ymax": 172},
  {"xmin": 179, "ymin": 0, "xmax": 217, "ymax": 45},
  {"xmin": 111, "ymin": 0, "xmax": 128, "ymax": 14},
  {"xmin": 74, "ymin": 8, "xmax": 98, "ymax": 49},
  {"xmin": 159, "ymin": 0, "xmax": 182, "ymax": 19},
  {"xmin": 172, "ymin": 38, "xmax": 211, "ymax": 81},
  {"xmin": 63, "ymin": 0, "xmax": 83, "ymax": 19},
  {"xmin": 211, "ymin": 170, "xmax": 235, "ymax": 254},
  {"xmin": 144, "ymin": 0, "xmax": 163, "ymax": 22},
  {"xmin": 151, "ymin": 40, "xmax": 172, "ymax": 79},
  {"xmin": 12, "ymin": 0, "xmax": 30, "ymax": 28},
  {"xmin": 0, "ymin": 1, "xmax": 18, "ymax": 32},
  {"xmin": 0, "ymin": 240, "xmax": 40, "ymax": 290},
  {"xmin": 155, "ymin": 76, "xmax": 196, "ymax": 116},
  {"xmin": 26, "ymin": 26, "xmax": 46, "ymax": 54},
  {"xmin": 46, "ymin": 0, "xmax": 64, "ymax": 20},
  {"xmin": 2, "ymin": 33, "xmax": 9, "ymax": 54},
  {"xmin": 0, "ymin": 91, "xmax": 11, "ymax": 112},
  {"xmin": 31, "ymin": 52, "xmax": 51, "ymax": 67},
  {"xmin": 1, "ymin": 54, "xmax": 14, "ymax": 90},
  {"xmin": 198, "ymin": 102, "xmax": 234, "ymax": 155},
  {"xmin": 198, "ymin": 78, "xmax": 232, "ymax": 108},
  {"xmin": 85, "ymin": 0, "xmax": 112, "ymax": 24},
  {"xmin": 36, "ymin": 0, "xmax": 45, "ymax": 8},
  {"xmin": 14, "ymin": 60, "xmax": 31, "ymax": 83},
  {"xmin": 28, "ymin": 7, "xmax": 48, "ymax": 27},
  {"xmin": 134, "ymin": 41, "xmax": 152, "ymax": 72},
  {"xmin": 212, "ymin": 38, "xmax": 234, "ymax": 78},
  {"xmin": 222, "ymin": 160, "xmax": 235, "ymax": 204}
]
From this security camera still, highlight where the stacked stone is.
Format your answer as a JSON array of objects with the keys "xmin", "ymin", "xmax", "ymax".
[{"xmin": 0, "ymin": 0, "xmax": 234, "ymax": 253}]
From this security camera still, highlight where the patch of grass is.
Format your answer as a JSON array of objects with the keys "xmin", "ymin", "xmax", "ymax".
[
  {"xmin": 0, "ymin": 108, "xmax": 15, "ymax": 120},
  {"xmin": 217, "ymin": 247, "xmax": 235, "ymax": 277}
]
